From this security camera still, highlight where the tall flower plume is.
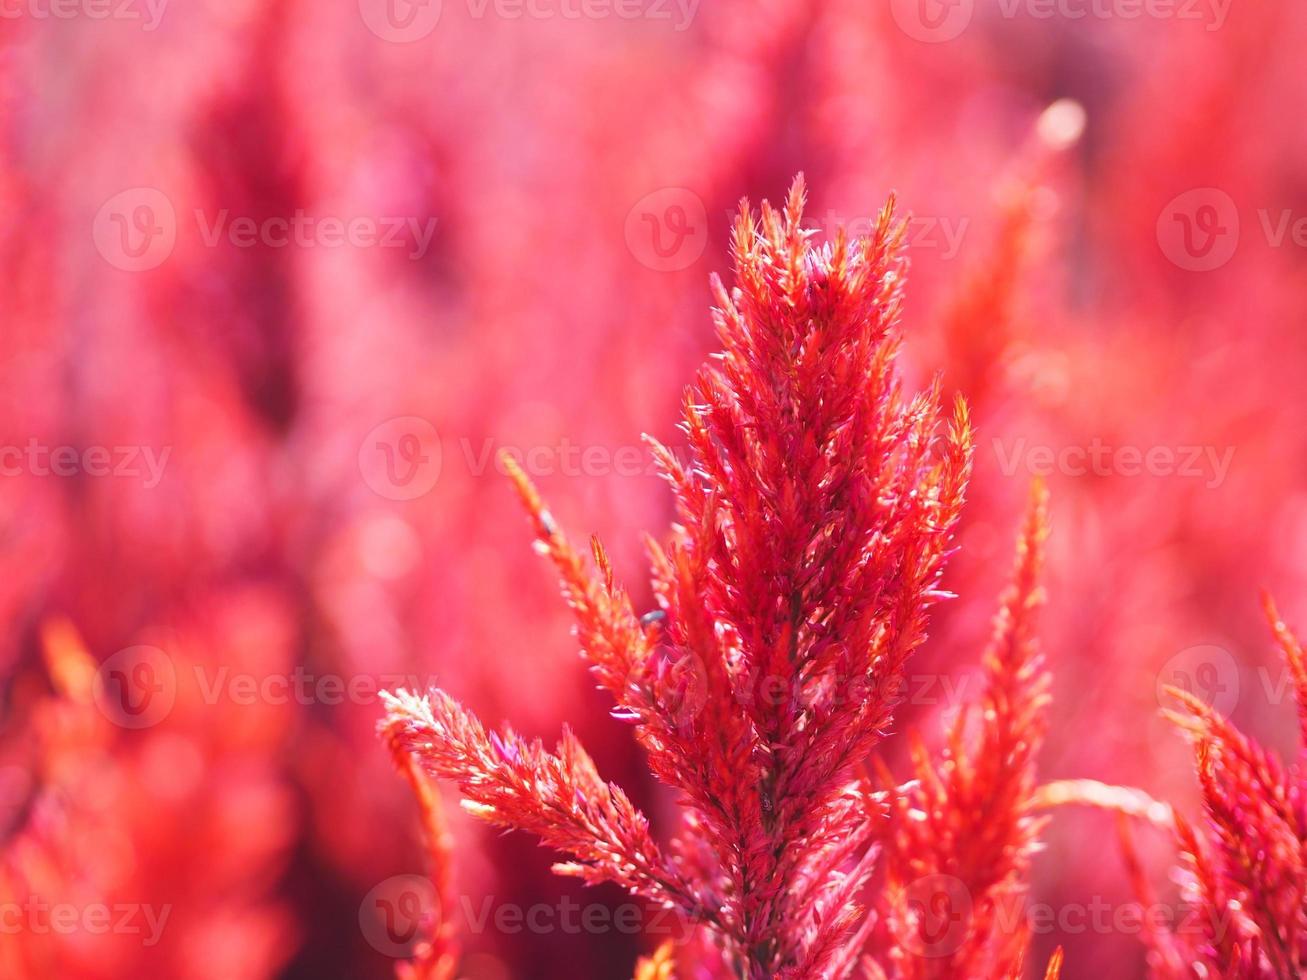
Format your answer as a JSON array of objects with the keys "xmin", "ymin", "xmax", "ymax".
[
  {"xmin": 866, "ymin": 481, "xmax": 1055, "ymax": 979},
  {"xmin": 1111, "ymin": 596, "xmax": 1307, "ymax": 978},
  {"xmin": 381, "ymin": 176, "xmax": 974, "ymax": 977}
]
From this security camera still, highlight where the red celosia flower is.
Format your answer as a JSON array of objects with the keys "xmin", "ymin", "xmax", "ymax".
[
  {"xmin": 1115, "ymin": 597, "xmax": 1307, "ymax": 978},
  {"xmin": 382, "ymin": 176, "xmax": 981, "ymax": 977},
  {"xmin": 864, "ymin": 482, "xmax": 1055, "ymax": 979}
]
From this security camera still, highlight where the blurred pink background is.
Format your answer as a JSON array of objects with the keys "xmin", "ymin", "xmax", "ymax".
[{"xmin": 2, "ymin": 0, "xmax": 1306, "ymax": 976}]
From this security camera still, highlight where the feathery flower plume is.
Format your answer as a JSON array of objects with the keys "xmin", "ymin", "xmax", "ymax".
[
  {"xmin": 865, "ymin": 482, "xmax": 1055, "ymax": 979},
  {"xmin": 381, "ymin": 176, "xmax": 974, "ymax": 977},
  {"xmin": 1058, "ymin": 595, "xmax": 1307, "ymax": 978},
  {"xmin": 1116, "ymin": 596, "xmax": 1307, "ymax": 978}
]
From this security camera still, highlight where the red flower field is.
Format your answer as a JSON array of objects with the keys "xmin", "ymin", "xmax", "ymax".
[{"xmin": 2, "ymin": 2, "xmax": 1306, "ymax": 977}]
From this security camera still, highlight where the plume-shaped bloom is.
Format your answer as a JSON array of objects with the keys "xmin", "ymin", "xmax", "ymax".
[
  {"xmin": 1116, "ymin": 597, "xmax": 1307, "ymax": 978},
  {"xmin": 381, "ymin": 176, "xmax": 974, "ymax": 978},
  {"xmin": 865, "ymin": 482, "xmax": 1055, "ymax": 979}
]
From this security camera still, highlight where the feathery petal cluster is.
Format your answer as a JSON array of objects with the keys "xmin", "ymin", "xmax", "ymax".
[
  {"xmin": 1128, "ymin": 597, "xmax": 1307, "ymax": 978},
  {"xmin": 381, "ymin": 177, "xmax": 977, "ymax": 978},
  {"xmin": 379, "ymin": 689, "xmax": 707, "ymax": 916},
  {"xmin": 867, "ymin": 483, "xmax": 1054, "ymax": 979}
]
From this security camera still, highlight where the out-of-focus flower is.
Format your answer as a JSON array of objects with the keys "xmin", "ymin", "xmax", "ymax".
[
  {"xmin": 865, "ymin": 482, "xmax": 1054, "ymax": 979},
  {"xmin": 1113, "ymin": 597, "xmax": 1307, "ymax": 978}
]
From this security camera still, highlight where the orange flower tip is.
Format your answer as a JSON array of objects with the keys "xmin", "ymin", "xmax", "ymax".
[
  {"xmin": 39, "ymin": 618, "xmax": 98, "ymax": 703},
  {"xmin": 552, "ymin": 862, "xmax": 588, "ymax": 878},
  {"xmin": 460, "ymin": 800, "xmax": 497, "ymax": 819},
  {"xmin": 501, "ymin": 450, "xmax": 558, "ymax": 537},
  {"xmin": 1158, "ymin": 684, "xmax": 1207, "ymax": 709},
  {"xmin": 1044, "ymin": 946, "xmax": 1065, "ymax": 978}
]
